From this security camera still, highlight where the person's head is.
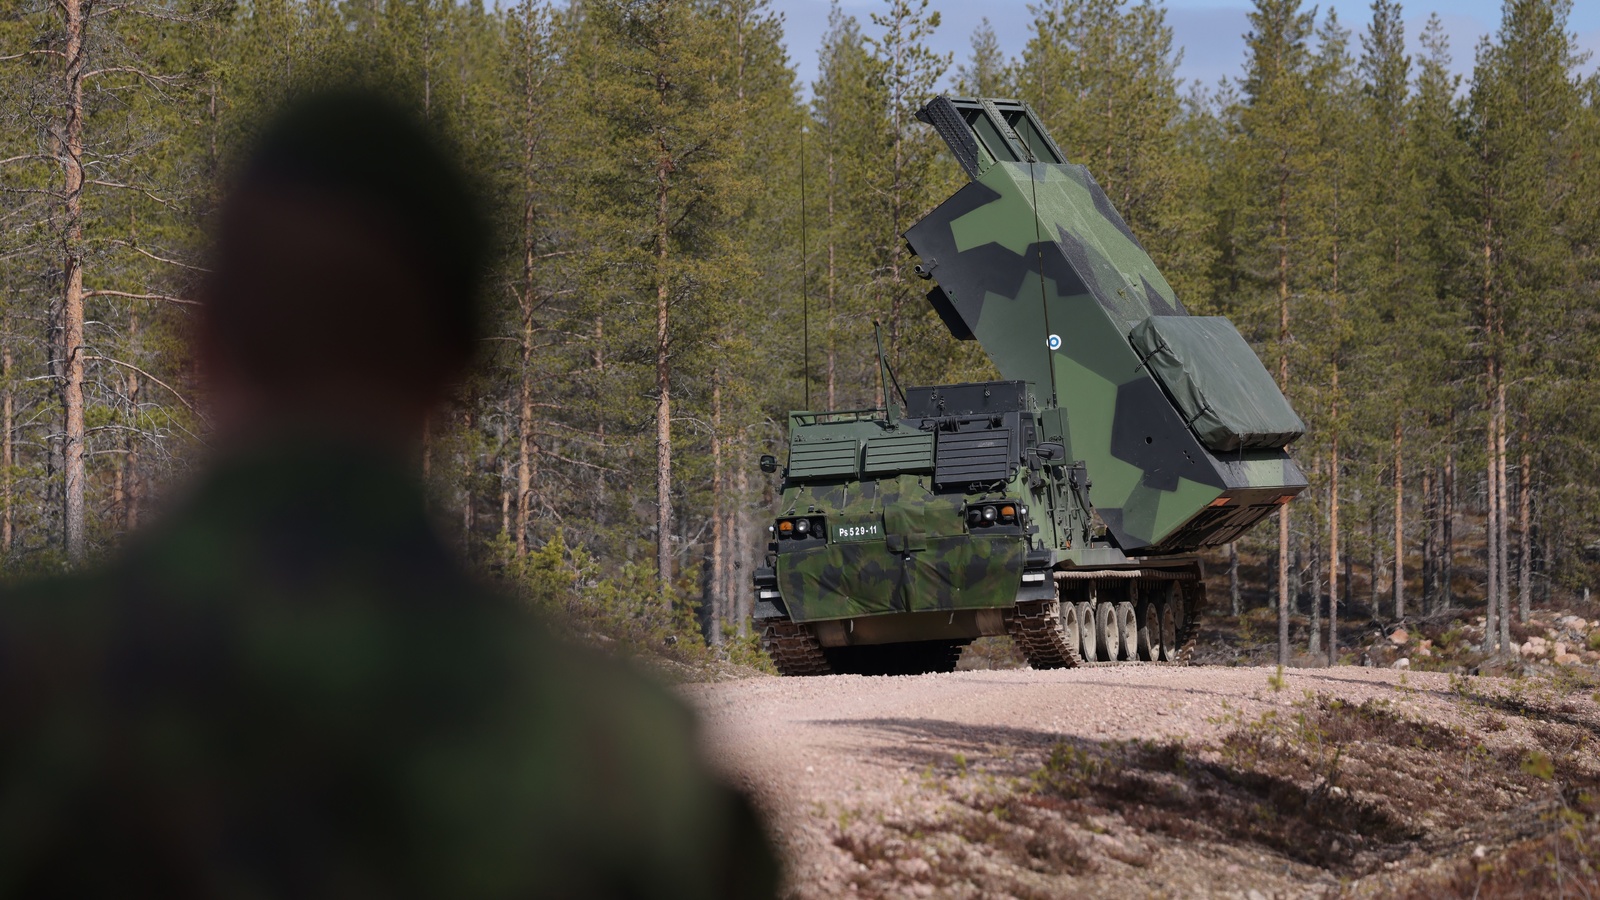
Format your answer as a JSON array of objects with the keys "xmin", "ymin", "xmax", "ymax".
[{"xmin": 200, "ymin": 90, "xmax": 490, "ymax": 450}]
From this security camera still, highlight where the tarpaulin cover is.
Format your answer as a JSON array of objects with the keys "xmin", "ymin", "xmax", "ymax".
[{"xmin": 1129, "ymin": 316, "xmax": 1305, "ymax": 453}]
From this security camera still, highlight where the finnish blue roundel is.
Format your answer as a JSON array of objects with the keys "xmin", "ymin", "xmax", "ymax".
[{"xmin": 1046, "ymin": 334, "xmax": 1062, "ymax": 351}]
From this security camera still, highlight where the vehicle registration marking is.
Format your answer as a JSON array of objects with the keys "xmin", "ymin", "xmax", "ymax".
[{"xmin": 834, "ymin": 523, "xmax": 882, "ymax": 542}]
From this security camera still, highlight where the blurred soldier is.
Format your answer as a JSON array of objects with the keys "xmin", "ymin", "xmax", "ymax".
[{"xmin": 0, "ymin": 92, "xmax": 777, "ymax": 898}]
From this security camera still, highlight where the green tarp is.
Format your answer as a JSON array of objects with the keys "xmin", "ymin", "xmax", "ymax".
[{"xmin": 1129, "ymin": 316, "xmax": 1305, "ymax": 453}]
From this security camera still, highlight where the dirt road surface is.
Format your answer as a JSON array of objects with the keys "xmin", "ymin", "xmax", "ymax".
[{"xmin": 686, "ymin": 665, "xmax": 1600, "ymax": 898}]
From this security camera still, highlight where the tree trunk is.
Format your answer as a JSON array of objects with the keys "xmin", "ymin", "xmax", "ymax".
[
  {"xmin": 3, "ymin": 332, "xmax": 13, "ymax": 555},
  {"xmin": 734, "ymin": 459, "xmax": 751, "ymax": 638},
  {"xmin": 654, "ymin": 127, "xmax": 674, "ymax": 600},
  {"xmin": 1228, "ymin": 541, "xmax": 1240, "ymax": 616},
  {"xmin": 1496, "ymin": 383, "xmax": 1510, "ymax": 651},
  {"xmin": 1369, "ymin": 506, "xmax": 1380, "ymax": 615},
  {"xmin": 125, "ymin": 366, "xmax": 140, "ymax": 531},
  {"xmin": 500, "ymin": 456, "xmax": 511, "ymax": 539},
  {"xmin": 1278, "ymin": 508, "xmax": 1290, "ymax": 667},
  {"xmin": 1276, "ymin": 173, "xmax": 1290, "ymax": 668},
  {"xmin": 709, "ymin": 374, "xmax": 725, "ymax": 646},
  {"xmin": 1518, "ymin": 439, "xmax": 1531, "ymax": 622},
  {"xmin": 516, "ymin": 352, "xmax": 534, "ymax": 556},
  {"xmin": 1392, "ymin": 420, "xmax": 1404, "ymax": 619},
  {"xmin": 1443, "ymin": 446, "xmax": 1454, "ymax": 610},
  {"xmin": 1309, "ymin": 524, "xmax": 1322, "ymax": 655},
  {"xmin": 1328, "ymin": 430, "xmax": 1339, "ymax": 665},
  {"xmin": 1485, "ymin": 395, "xmax": 1499, "ymax": 655},
  {"xmin": 61, "ymin": 0, "xmax": 88, "ymax": 564},
  {"xmin": 1427, "ymin": 461, "xmax": 1440, "ymax": 614}
]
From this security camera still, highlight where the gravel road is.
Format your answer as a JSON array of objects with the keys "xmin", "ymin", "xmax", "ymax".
[{"xmin": 684, "ymin": 665, "xmax": 1583, "ymax": 897}]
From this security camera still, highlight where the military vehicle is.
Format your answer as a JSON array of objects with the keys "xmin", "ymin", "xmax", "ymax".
[{"xmin": 752, "ymin": 97, "xmax": 1307, "ymax": 675}]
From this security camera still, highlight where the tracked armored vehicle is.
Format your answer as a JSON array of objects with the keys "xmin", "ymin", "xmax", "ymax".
[{"xmin": 753, "ymin": 97, "xmax": 1307, "ymax": 675}]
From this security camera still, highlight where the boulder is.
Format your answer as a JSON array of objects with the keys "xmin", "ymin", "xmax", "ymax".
[{"xmin": 1389, "ymin": 627, "xmax": 1410, "ymax": 645}]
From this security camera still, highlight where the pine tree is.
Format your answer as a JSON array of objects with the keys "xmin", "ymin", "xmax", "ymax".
[
  {"xmin": 955, "ymin": 18, "xmax": 1010, "ymax": 96},
  {"xmin": 1466, "ymin": 0, "xmax": 1584, "ymax": 653},
  {"xmin": 811, "ymin": 7, "xmax": 884, "ymax": 409},
  {"xmin": 1231, "ymin": 0, "xmax": 1317, "ymax": 666},
  {"xmin": 866, "ymin": 0, "xmax": 947, "ymax": 373},
  {"xmin": 580, "ymin": 0, "xmax": 741, "ymax": 600}
]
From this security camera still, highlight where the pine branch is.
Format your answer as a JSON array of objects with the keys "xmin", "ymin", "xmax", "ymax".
[
  {"xmin": 82, "ymin": 289, "xmax": 200, "ymax": 306},
  {"xmin": 102, "ymin": 240, "xmax": 210, "ymax": 272},
  {"xmin": 82, "ymin": 355, "xmax": 200, "ymax": 415}
]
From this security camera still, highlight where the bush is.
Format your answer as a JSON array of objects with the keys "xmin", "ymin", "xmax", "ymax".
[{"xmin": 488, "ymin": 530, "xmax": 715, "ymax": 668}]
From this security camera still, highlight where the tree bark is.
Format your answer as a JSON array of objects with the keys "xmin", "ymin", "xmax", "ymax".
[
  {"xmin": 516, "ymin": 328, "xmax": 535, "ymax": 555},
  {"xmin": 1485, "ymin": 383, "xmax": 1500, "ymax": 655},
  {"xmin": 1276, "ymin": 171, "xmax": 1290, "ymax": 668},
  {"xmin": 1443, "ymin": 446, "xmax": 1454, "ymax": 611},
  {"xmin": 734, "ymin": 458, "xmax": 751, "ymax": 638},
  {"xmin": 654, "ymin": 122, "xmax": 674, "ymax": 600},
  {"xmin": 3, "ymin": 330, "xmax": 13, "ymax": 555},
  {"xmin": 125, "ymin": 365, "xmax": 140, "ymax": 531},
  {"xmin": 1328, "ymin": 429, "xmax": 1339, "ymax": 665},
  {"xmin": 1491, "ymin": 381, "xmax": 1504, "ymax": 646},
  {"xmin": 1309, "ymin": 521, "xmax": 1322, "ymax": 655},
  {"xmin": 1278, "ymin": 508, "xmax": 1290, "ymax": 667},
  {"xmin": 61, "ymin": 0, "xmax": 88, "ymax": 564},
  {"xmin": 1392, "ymin": 420, "xmax": 1404, "ymax": 619},
  {"xmin": 1518, "ymin": 439, "xmax": 1531, "ymax": 622},
  {"xmin": 1228, "ymin": 541, "xmax": 1240, "ymax": 616},
  {"xmin": 1427, "ymin": 461, "xmax": 1440, "ymax": 614},
  {"xmin": 709, "ymin": 374, "xmax": 725, "ymax": 646}
]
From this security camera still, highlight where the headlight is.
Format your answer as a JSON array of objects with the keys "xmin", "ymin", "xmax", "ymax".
[
  {"xmin": 794, "ymin": 518, "xmax": 811, "ymax": 535},
  {"xmin": 981, "ymin": 506, "xmax": 998, "ymax": 524}
]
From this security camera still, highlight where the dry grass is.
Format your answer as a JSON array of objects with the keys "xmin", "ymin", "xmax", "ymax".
[{"xmin": 825, "ymin": 685, "xmax": 1600, "ymax": 896}]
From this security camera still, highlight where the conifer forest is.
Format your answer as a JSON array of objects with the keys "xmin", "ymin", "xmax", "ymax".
[{"xmin": 3, "ymin": 0, "xmax": 1599, "ymax": 660}]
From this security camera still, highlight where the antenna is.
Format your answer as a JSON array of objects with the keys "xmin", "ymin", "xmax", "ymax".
[
  {"xmin": 800, "ymin": 123, "xmax": 811, "ymax": 411},
  {"xmin": 874, "ymin": 320, "xmax": 902, "ymax": 426}
]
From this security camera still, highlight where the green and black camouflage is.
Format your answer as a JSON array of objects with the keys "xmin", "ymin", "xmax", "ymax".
[
  {"xmin": 0, "ymin": 443, "xmax": 777, "ymax": 897},
  {"xmin": 754, "ymin": 97, "xmax": 1305, "ymax": 675}
]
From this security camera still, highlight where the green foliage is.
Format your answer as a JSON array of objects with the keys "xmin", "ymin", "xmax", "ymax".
[
  {"xmin": 5, "ymin": 0, "xmax": 1600, "ymax": 660},
  {"xmin": 495, "ymin": 530, "xmax": 714, "ymax": 666}
]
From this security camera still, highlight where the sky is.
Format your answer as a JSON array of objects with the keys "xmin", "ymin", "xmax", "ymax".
[{"xmin": 769, "ymin": 0, "xmax": 1600, "ymax": 97}]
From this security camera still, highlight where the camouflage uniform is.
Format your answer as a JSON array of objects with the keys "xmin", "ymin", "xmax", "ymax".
[{"xmin": 0, "ymin": 443, "xmax": 775, "ymax": 898}]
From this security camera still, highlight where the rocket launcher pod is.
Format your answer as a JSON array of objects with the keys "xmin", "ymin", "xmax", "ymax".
[{"xmin": 904, "ymin": 97, "xmax": 1307, "ymax": 554}]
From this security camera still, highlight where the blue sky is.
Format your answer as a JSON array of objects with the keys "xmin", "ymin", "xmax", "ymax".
[{"xmin": 769, "ymin": 0, "xmax": 1600, "ymax": 96}]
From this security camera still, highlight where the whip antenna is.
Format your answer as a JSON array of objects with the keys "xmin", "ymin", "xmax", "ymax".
[{"xmin": 800, "ymin": 124, "xmax": 810, "ymax": 410}]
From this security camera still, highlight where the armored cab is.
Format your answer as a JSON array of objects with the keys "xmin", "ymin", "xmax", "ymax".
[{"xmin": 753, "ymin": 97, "xmax": 1306, "ymax": 675}]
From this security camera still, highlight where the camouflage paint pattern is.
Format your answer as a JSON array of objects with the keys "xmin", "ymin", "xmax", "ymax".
[
  {"xmin": 761, "ymin": 97, "xmax": 1305, "ymax": 633},
  {"xmin": 774, "ymin": 472, "xmax": 1028, "ymax": 623},
  {"xmin": 904, "ymin": 117, "xmax": 1306, "ymax": 553}
]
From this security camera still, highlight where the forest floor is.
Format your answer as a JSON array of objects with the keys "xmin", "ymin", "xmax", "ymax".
[{"xmin": 686, "ymin": 664, "xmax": 1600, "ymax": 898}]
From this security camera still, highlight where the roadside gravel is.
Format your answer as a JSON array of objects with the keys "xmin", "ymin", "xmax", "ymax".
[{"xmin": 685, "ymin": 665, "xmax": 1598, "ymax": 897}]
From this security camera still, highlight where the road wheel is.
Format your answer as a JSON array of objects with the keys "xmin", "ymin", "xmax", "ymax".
[
  {"xmin": 1095, "ymin": 602, "xmax": 1119, "ymax": 661},
  {"xmin": 1158, "ymin": 593, "xmax": 1179, "ymax": 662},
  {"xmin": 1137, "ymin": 600, "xmax": 1160, "ymax": 661},
  {"xmin": 1114, "ymin": 602, "xmax": 1138, "ymax": 661},
  {"xmin": 1060, "ymin": 602, "xmax": 1082, "ymax": 659},
  {"xmin": 1074, "ymin": 602, "xmax": 1097, "ymax": 662}
]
